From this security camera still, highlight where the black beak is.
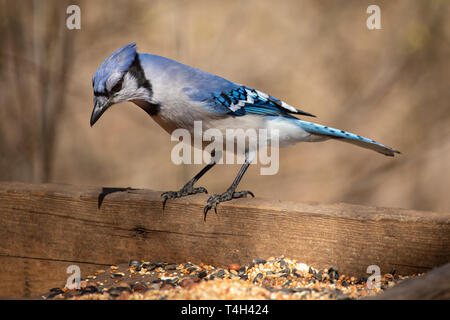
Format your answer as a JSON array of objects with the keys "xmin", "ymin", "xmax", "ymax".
[{"xmin": 90, "ymin": 96, "xmax": 110, "ymax": 127}]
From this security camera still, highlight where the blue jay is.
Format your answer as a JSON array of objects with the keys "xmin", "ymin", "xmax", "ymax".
[{"xmin": 91, "ymin": 43, "xmax": 400, "ymax": 220}]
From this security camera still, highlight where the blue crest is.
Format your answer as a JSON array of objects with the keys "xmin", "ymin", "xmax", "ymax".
[{"xmin": 93, "ymin": 43, "xmax": 137, "ymax": 93}]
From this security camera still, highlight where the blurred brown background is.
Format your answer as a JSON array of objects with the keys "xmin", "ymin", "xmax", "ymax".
[{"xmin": 1, "ymin": 0, "xmax": 449, "ymax": 213}]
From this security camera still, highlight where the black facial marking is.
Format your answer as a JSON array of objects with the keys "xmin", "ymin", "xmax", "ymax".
[
  {"xmin": 93, "ymin": 52, "xmax": 155, "ymax": 117},
  {"xmin": 94, "ymin": 91, "xmax": 107, "ymax": 97},
  {"xmin": 128, "ymin": 54, "xmax": 153, "ymax": 96},
  {"xmin": 110, "ymin": 77, "xmax": 124, "ymax": 94}
]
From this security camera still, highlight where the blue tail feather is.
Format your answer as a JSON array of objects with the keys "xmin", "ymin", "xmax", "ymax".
[{"xmin": 297, "ymin": 120, "xmax": 401, "ymax": 157}]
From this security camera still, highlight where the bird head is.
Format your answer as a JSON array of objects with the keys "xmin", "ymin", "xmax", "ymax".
[{"xmin": 90, "ymin": 43, "xmax": 153, "ymax": 126}]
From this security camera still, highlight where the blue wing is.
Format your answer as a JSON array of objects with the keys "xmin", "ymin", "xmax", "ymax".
[
  {"xmin": 209, "ymin": 86, "xmax": 316, "ymax": 117},
  {"xmin": 184, "ymin": 80, "xmax": 315, "ymax": 117}
]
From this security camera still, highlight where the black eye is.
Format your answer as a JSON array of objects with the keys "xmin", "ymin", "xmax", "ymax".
[{"xmin": 111, "ymin": 78, "xmax": 123, "ymax": 94}]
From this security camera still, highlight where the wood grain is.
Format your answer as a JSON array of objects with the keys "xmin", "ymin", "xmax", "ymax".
[{"xmin": 0, "ymin": 181, "xmax": 449, "ymax": 298}]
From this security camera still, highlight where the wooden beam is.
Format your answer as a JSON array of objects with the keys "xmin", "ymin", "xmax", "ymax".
[
  {"xmin": 0, "ymin": 181, "xmax": 449, "ymax": 298},
  {"xmin": 366, "ymin": 263, "xmax": 450, "ymax": 300}
]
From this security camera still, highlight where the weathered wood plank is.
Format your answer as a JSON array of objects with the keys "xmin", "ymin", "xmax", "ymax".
[
  {"xmin": 367, "ymin": 263, "xmax": 450, "ymax": 300},
  {"xmin": 0, "ymin": 255, "xmax": 109, "ymax": 299},
  {"xmin": 0, "ymin": 181, "xmax": 449, "ymax": 298}
]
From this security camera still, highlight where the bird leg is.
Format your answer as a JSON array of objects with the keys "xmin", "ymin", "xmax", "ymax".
[
  {"xmin": 203, "ymin": 159, "xmax": 254, "ymax": 221},
  {"xmin": 161, "ymin": 159, "xmax": 216, "ymax": 210}
]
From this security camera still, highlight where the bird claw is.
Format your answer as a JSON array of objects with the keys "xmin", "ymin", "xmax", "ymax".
[
  {"xmin": 161, "ymin": 185, "xmax": 208, "ymax": 211},
  {"xmin": 203, "ymin": 189, "xmax": 255, "ymax": 221}
]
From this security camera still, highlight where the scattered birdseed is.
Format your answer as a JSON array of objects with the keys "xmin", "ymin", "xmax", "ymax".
[{"xmin": 41, "ymin": 257, "xmax": 421, "ymax": 300}]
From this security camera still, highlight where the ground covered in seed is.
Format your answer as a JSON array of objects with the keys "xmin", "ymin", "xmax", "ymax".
[{"xmin": 42, "ymin": 257, "xmax": 419, "ymax": 300}]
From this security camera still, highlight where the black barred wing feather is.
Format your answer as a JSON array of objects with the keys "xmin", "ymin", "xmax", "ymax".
[{"xmin": 212, "ymin": 86, "xmax": 315, "ymax": 117}]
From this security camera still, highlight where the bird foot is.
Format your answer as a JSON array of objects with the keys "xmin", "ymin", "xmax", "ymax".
[
  {"xmin": 161, "ymin": 183, "xmax": 208, "ymax": 210},
  {"xmin": 203, "ymin": 189, "xmax": 254, "ymax": 221}
]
